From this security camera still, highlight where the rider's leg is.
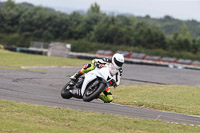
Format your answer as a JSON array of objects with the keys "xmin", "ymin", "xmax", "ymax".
[
  {"xmin": 99, "ymin": 88, "xmax": 113, "ymax": 103},
  {"xmin": 70, "ymin": 64, "xmax": 95, "ymax": 81}
]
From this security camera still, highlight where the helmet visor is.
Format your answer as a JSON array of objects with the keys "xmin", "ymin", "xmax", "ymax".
[{"xmin": 114, "ymin": 57, "xmax": 123, "ymax": 67}]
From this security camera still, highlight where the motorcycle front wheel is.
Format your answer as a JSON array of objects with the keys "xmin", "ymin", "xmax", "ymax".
[{"xmin": 83, "ymin": 81, "xmax": 106, "ymax": 102}]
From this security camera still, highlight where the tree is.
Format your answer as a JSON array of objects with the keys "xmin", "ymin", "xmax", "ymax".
[
  {"xmin": 84, "ymin": 12, "xmax": 106, "ymax": 36},
  {"xmin": 68, "ymin": 12, "xmax": 86, "ymax": 39},
  {"xmin": 168, "ymin": 24, "xmax": 194, "ymax": 52},
  {"xmin": 18, "ymin": 6, "xmax": 70, "ymax": 40},
  {"xmin": 88, "ymin": 17, "xmax": 111, "ymax": 43},
  {"xmin": 133, "ymin": 22, "xmax": 166, "ymax": 49},
  {"xmin": 5, "ymin": 0, "xmax": 15, "ymax": 8},
  {"xmin": 87, "ymin": 2, "xmax": 101, "ymax": 15},
  {"xmin": 0, "ymin": 0, "xmax": 26, "ymax": 33}
]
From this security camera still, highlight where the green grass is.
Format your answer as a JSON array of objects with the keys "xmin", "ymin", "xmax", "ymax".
[
  {"xmin": 0, "ymin": 49, "xmax": 89, "ymax": 67},
  {"xmin": 1, "ymin": 50, "xmax": 200, "ymax": 116},
  {"xmin": 113, "ymin": 85, "xmax": 200, "ymax": 116},
  {"xmin": 1, "ymin": 100, "xmax": 200, "ymax": 133},
  {"xmin": 1, "ymin": 49, "xmax": 200, "ymax": 132}
]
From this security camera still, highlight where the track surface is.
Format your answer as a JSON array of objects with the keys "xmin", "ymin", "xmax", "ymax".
[{"xmin": 1, "ymin": 64, "xmax": 200, "ymax": 125}]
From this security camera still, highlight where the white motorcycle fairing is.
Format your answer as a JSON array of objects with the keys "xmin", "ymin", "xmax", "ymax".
[{"xmin": 81, "ymin": 65, "xmax": 117, "ymax": 96}]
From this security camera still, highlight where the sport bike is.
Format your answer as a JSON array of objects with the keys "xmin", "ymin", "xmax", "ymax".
[{"xmin": 61, "ymin": 65, "xmax": 117, "ymax": 102}]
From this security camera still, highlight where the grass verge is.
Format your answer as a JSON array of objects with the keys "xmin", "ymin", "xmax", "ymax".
[
  {"xmin": 1, "ymin": 99, "xmax": 200, "ymax": 133},
  {"xmin": 113, "ymin": 85, "xmax": 200, "ymax": 116},
  {"xmin": 0, "ymin": 49, "xmax": 89, "ymax": 67}
]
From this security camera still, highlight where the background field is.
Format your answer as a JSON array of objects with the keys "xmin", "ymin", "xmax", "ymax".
[
  {"xmin": 0, "ymin": 49, "xmax": 88, "ymax": 67},
  {"xmin": 1, "ymin": 50, "xmax": 200, "ymax": 132}
]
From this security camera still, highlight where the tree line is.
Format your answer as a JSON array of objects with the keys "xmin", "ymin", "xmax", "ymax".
[
  {"xmin": 137, "ymin": 15, "xmax": 200, "ymax": 39},
  {"xmin": 0, "ymin": 0, "xmax": 200, "ymax": 60}
]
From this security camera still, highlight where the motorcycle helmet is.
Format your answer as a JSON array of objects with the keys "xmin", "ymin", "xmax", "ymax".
[{"xmin": 112, "ymin": 53, "xmax": 124, "ymax": 70}]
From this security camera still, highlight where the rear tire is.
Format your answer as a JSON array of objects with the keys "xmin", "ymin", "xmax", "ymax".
[
  {"xmin": 61, "ymin": 81, "xmax": 73, "ymax": 99},
  {"xmin": 83, "ymin": 82, "xmax": 106, "ymax": 102}
]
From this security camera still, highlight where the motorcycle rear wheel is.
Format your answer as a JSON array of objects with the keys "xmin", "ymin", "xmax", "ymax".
[{"xmin": 61, "ymin": 81, "xmax": 73, "ymax": 99}]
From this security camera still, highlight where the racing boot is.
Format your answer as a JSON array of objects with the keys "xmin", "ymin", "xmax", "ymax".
[{"xmin": 70, "ymin": 71, "xmax": 82, "ymax": 81}]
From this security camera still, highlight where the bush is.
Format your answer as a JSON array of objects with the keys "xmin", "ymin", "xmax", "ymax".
[
  {"xmin": 70, "ymin": 39, "xmax": 112, "ymax": 53},
  {"xmin": 0, "ymin": 33, "xmax": 30, "ymax": 47},
  {"xmin": 0, "ymin": 44, "xmax": 4, "ymax": 49}
]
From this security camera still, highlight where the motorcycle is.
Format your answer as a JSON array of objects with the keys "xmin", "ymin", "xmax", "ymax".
[{"xmin": 61, "ymin": 64, "xmax": 117, "ymax": 102}]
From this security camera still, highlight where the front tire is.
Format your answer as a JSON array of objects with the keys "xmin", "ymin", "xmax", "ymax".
[{"xmin": 83, "ymin": 82, "xmax": 106, "ymax": 102}]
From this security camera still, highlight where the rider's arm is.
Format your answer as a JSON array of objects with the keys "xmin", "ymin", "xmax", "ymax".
[
  {"xmin": 113, "ymin": 68, "xmax": 123, "ymax": 86},
  {"xmin": 115, "ymin": 72, "xmax": 121, "ymax": 86}
]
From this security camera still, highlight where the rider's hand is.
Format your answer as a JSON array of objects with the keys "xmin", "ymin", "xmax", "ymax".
[
  {"xmin": 113, "ymin": 81, "xmax": 117, "ymax": 88},
  {"xmin": 110, "ymin": 79, "xmax": 117, "ymax": 88},
  {"xmin": 94, "ymin": 62, "xmax": 102, "ymax": 68},
  {"xmin": 103, "ymin": 58, "xmax": 111, "ymax": 63}
]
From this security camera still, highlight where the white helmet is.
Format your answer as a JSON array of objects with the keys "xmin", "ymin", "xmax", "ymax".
[{"xmin": 112, "ymin": 53, "xmax": 124, "ymax": 70}]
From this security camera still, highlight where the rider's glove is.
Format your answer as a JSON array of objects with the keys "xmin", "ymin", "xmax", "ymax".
[
  {"xmin": 119, "ymin": 68, "xmax": 123, "ymax": 76},
  {"xmin": 103, "ymin": 58, "xmax": 111, "ymax": 63},
  {"xmin": 109, "ymin": 79, "xmax": 117, "ymax": 88},
  {"xmin": 94, "ymin": 62, "xmax": 102, "ymax": 68},
  {"xmin": 112, "ymin": 80, "xmax": 117, "ymax": 88}
]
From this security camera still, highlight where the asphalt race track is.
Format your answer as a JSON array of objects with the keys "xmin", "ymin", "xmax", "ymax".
[{"xmin": 0, "ymin": 64, "xmax": 200, "ymax": 125}]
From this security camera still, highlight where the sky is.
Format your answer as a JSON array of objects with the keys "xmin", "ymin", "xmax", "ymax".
[{"xmin": 1, "ymin": 0, "xmax": 200, "ymax": 21}]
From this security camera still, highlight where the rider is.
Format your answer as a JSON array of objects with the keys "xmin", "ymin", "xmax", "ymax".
[{"xmin": 70, "ymin": 53, "xmax": 124, "ymax": 103}]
